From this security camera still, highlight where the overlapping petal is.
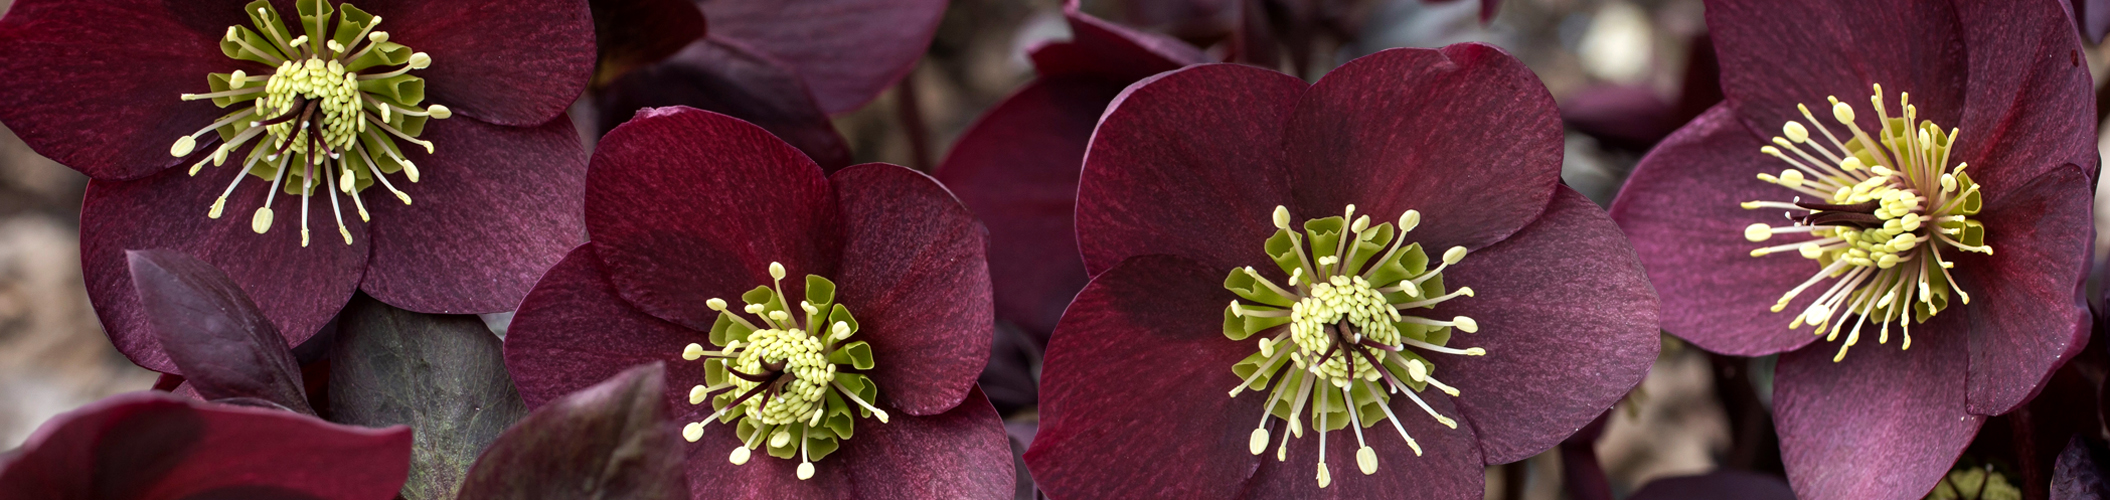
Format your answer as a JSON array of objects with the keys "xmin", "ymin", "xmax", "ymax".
[
  {"xmin": 360, "ymin": 0, "xmax": 594, "ymax": 126},
  {"xmin": 1284, "ymin": 44, "xmax": 1561, "ymax": 252},
  {"xmin": 1706, "ymin": 0, "xmax": 1966, "ymax": 138},
  {"xmin": 1075, "ymin": 64, "xmax": 1304, "ymax": 276},
  {"xmin": 1773, "ymin": 310, "xmax": 1982, "ymax": 500},
  {"xmin": 1954, "ymin": 165, "xmax": 2093, "ymax": 415},
  {"xmin": 831, "ymin": 164, "xmax": 991, "ymax": 416},
  {"xmin": 0, "ymin": 0, "xmax": 231, "ymax": 180},
  {"xmin": 1952, "ymin": 0, "xmax": 2099, "ymax": 189},
  {"xmin": 1609, "ymin": 105, "xmax": 1825, "ymax": 356},
  {"xmin": 504, "ymin": 245, "xmax": 703, "ymax": 413},
  {"xmin": 595, "ymin": 37, "xmax": 854, "ymax": 171},
  {"xmin": 81, "ymin": 166, "xmax": 368, "ymax": 374},
  {"xmin": 701, "ymin": 0, "xmax": 947, "ymax": 114},
  {"xmin": 1028, "ymin": 3, "xmax": 1208, "ymax": 83},
  {"xmin": 1026, "ymin": 255, "xmax": 1263, "ymax": 500},
  {"xmin": 1435, "ymin": 188, "xmax": 1659, "ymax": 463},
  {"xmin": 584, "ymin": 106, "xmax": 840, "ymax": 331},
  {"xmin": 362, "ymin": 115, "xmax": 587, "ymax": 315}
]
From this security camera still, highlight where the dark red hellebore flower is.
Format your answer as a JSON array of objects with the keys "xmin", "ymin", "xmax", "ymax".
[
  {"xmin": 503, "ymin": 106, "xmax": 1013, "ymax": 498},
  {"xmin": 1024, "ymin": 44, "xmax": 1660, "ymax": 498},
  {"xmin": 1608, "ymin": 0, "xmax": 2097, "ymax": 498},
  {"xmin": 0, "ymin": 391, "xmax": 412, "ymax": 500},
  {"xmin": 0, "ymin": 0, "xmax": 595, "ymax": 374}
]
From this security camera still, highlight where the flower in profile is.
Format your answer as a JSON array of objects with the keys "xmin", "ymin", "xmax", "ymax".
[
  {"xmin": 503, "ymin": 106, "xmax": 1013, "ymax": 496},
  {"xmin": 1608, "ymin": 0, "xmax": 2096, "ymax": 497},
  {"xmin": 935, "ymin": 1, "xmax": 1206, "ymax": 411},
  {"xmin": 0, "ymin": 0, "xmax": 596, "ymax": 374},
  {"xmin": 1024, "ymin": 45, "xmax": 1659, "ymax": 498}
]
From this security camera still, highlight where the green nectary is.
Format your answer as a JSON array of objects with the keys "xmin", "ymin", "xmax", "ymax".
[
  {"xmin": 170, "ymin": 0, "xmax": 450, "ymax": 247},
  {"xmin": 679, "ymin": 262, "xmax": 884, "ymax": 481},
  {"xmin": 1224, "ymin": 205, "xmax": 1485, "ymax": 489}
]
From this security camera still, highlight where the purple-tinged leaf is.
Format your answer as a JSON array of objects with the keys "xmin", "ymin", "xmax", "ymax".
[
  {"xmin": 127, "ymin": 249, "xmax": 312, "ymax": 415},
  {"xmin": 456, "ymin": 362, "xmax": 687, "ymax": 500},
  {"xmin": 2055, "ymin": 437, "xmax": 2110, "ymax": 500},
  {"xmin": 330, "ymin": 294, "xmax": 529, "ymax": 500}
]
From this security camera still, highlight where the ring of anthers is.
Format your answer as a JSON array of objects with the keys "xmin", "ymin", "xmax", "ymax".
[
  {"xmin": 170, "ymin": 0, "xmax": 450, "ymax": 247},
  {"xmin": 1740, "ymin": 84, "xmax": 1988, "ymax": 362},
  {"xmin": 1224, "ymin": 205, "xmax": 1485, "ymax": 489},
  {"xmin": 678, "ymin": 262, "xmax": 885, "ymax": 481}
]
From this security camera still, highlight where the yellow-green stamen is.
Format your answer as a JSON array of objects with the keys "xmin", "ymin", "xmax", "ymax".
[
  {"xmin": 1224, "ymin": 205, "xmax": 1484, "ymax": 489},
  {"xmin": 678, "ymin": 262, "xmax": 881, "ymax": 481},
  {"xmin": 171, "ymin": 0, "xmax": 449, "ymax": 247},
  {"xmin": 1741, "ymin": 84, "xmax": 1987, "ymax": 362}
]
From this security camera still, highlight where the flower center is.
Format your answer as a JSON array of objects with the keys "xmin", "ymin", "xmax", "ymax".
[
  {"xmin": 1739, "ymin": 84, "xmax": 1987, "ymax": 362},
  {"xmin": 1224, "ymin": 205, "xmax": 1484, "ymax": 489},
  {"xmin": 677, "ymin": 262, "xmax": 883, "ymax": 481},
  {"xmin": 169, "ymin": 0, "xmax": 451, "ymax": 247}
]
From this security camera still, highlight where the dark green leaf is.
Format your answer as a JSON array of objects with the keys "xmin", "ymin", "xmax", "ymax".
[
  {"xmin": 330, "ymin": 295, "xmax": 528, "ymax": 500},
  {"xmin": 456, "ymin": 362, "xmax": 688, "ymax": 500}
]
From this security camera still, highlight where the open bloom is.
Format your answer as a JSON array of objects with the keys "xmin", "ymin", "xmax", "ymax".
[
  {"xmin": 1023, "ymin": 45, "xmax": 1659, "ymax": 498},
  {"xmin": 503, "ymin": 107, "xmax": 1012, "ymax": 497},
  {"xmin": 0, "ymin": 392, "xmax": 411, "ymax": 499},
  {"xmin": 1608, "ymin": 0, "xmax": 2096, "ymax": 498},
  {"xmin": 934, "ymin": 1, "xmax": 1206, "ymax": 411},
  {"xmin": 0, "ymin": 0, "xmax": 594, "ymax": 374}
]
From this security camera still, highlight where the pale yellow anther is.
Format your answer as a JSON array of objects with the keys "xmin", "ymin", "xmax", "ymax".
[
  {"xmin": 707, "ymin": 298, "xmax": 728, "ymax": 311},
  {"xmin": 251, "ymin": 207, "xmax": 275, "ymax": 234},
  {"xmin": 1462, "ymin": 347, "xmax": 1487, "ymax": 356},
  {"xmin": 683, "ymin": 343, "xmax": 705, "ymax": 361},
  {"xmin": 1249, "ymin": 428, "xmax": 1269, "ymax": 455},
  {"xmin": 1316, "ymin": 464, "xmax": 1332, "ymax": 488},
  {"xmin": 1405, "ymin": 359, "xmax": 1428, "ymax": 382},
  {"xmin": 688, "ymin": 385, "xmax": 709, "ymax": 404},
  {"xmin": 1273, "ymin": 206, "xmax": 1292, "ymax": 230},
  {"xmin": 1230, "ymin": 300, "xmax": 1246, "ymax": 317},
  {"xmin": 426, "ymin": 104, "xmax": 451, "ymax": 119},
  {"xmin": 325, "ymin": 39, "xmax": 344, "ymax": 54},
  {"xmin": 797, "ymin": 462, "xmax": 815, "ymax": 480},
  {"xmin": 1398, "ymin": 210, "xmax": 1421, "ymax": 232},
  {"xmin": 224, "ymin": 26, "xmax": 241, "ymax": 41},
  {"xmin": 1441, "ymin": 246, "xmax": 1466, "ymax": 265},
  {"xmin": 1783, "ymin": 121, "xmax": 1810, "ymax": 143},
  {"xmin": 1356, "ymin": 446, "xmax": 1378, "ymax": 475},
  {"xmin": 1452, "ymin": 316, "xmax": 1477, "ymax": 333},
  {"xmin": 769, "ymin": 262, "xmax": 787, "ymax": 280},
  {"xmin": 1760, "ymin": 146, "xmax": 1782, "ymax": 157},
  {"xmin": 369, "ymin": 31, "xmax": 389, "ymax": 44},
  {"xmin": 769, "ymin": 429, "xmax": 792, "ymax": 448},
  {"xmin": 172, "ymin": 136, "xmax": 197, "ymax": 157},
  {"xmin": 1351, "ymin": 215, "xmax": 1370, "ymax": 233},
  {"xmin": 1745, "ymin": 223, "xmax": 1773, "ymax": 242},
  {"xmin": 401, "ymin": 160, "xmax": 420, "ymax": 183},
  {"xmin": 729, "ymin": 447, "xmax": 751, "ymax": 465},
  {"xmin": 683, "ymin": 422, "xmax": 704, "ymax": 442},
  {"xmin": 209, "ymin": 198, "xmax": 227, "ymax": 219},
  {"xmin": 338, "ymin": 227, "xmax": 352, "ymax": 245},
  {"xmin": 288, "ymin": 35, "xmax": 308, "ymax": 48},
  {"xmin": 1832, "ymin": 101, "xmax": 1855, "ymax": 123},
  {"xmin": 1778, "ymin": 169, "xmax": 1805, "ymax": 188},
  {"xmin": 301, "ymin": 228, "xmax": 310, "ymax": 247},
  {"xmin": 1839, "ymin": 157, "xmax": 1864, "ymax": 171}
]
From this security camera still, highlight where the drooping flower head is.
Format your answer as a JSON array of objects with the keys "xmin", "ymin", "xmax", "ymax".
[
  {"xmin": 1609, "ymin": 0, "xmax": 2097, "ymax": 497},
  {"xmin": 503, "ymin": 106, "xmax": 1013, "ymax": 497},
  {"xmin": 1025, "ymin": 45, "xmax": 1659, "ymax": 498},
  {"xmin": 0, "ymin": 0, "xmax": 595, "ymax": 374}
]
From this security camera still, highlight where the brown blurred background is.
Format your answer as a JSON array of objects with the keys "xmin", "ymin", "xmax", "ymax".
[{"xmin": 5, "ymin": 0, "xmax": 2108, "ymax": 497}]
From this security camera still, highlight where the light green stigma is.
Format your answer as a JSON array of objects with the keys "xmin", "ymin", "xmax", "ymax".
[
  {"xmin": 1224, "ymin": 205, "xmax": 1484, "ymax": 489},
  {"xmin": 678, "ymin": 262, "xmax": 883, "ymax": 481},
  {"xmin": 170, "ymin": 0, "xmax": 450, "ymax": 248},
  {"xmin": 1738, "ymin": 84, "xmax": 1988, "ymax": 362}
]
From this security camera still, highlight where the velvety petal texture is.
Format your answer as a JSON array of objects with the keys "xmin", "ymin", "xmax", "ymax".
[
  {"xmin": 130, "ymin": 249, "xmax": 314, "ymax": 415},
  {"xmin": 1954, "ymin": 165, "xmax": 2093, "ymax": 415},
  {"xmin": 456, "ymin": 363, "xmax": 688, "ymax": 500},
  {"xmin": 1028, "ymin": 2, "xmax": 1209, "ymax": 83},
  {"xmin": 587, "ymin": 0, "xmax": 708, "ymax": 85},
  {"xmin": 0, "ymin": 0, "xmax": 228, "ymax": 180},
  {"xmin": 1773, "ymin": 310, "xmax": 1982, "ymax": 500},
  {"xmin": 683, "ymin": 389, "xmax": 1015, "ymax": 499},
  {"xmin": 831, "ymin": 164, "xmax": 993, "ymax": 416},
  {"xmin": 0, "ymin": 392, "xmax": 411, "ymax": 500},
  {"xmin": 701, "ymin": 0, "xmax": 947, "ymax": 114},
  {"xmin": 1707, "ymin": 0, "xmax": 1966, "ymax": 137},
  {"xmin": 360, "ymin": 0, "xmax": 594, "ymax": 126},
  {"xmin": 595, "ymin": 37, "xmax": 855, "ymax": 171},
  {"xmin": 506, "ymin": 245, "xmax": 705, "ymax": 412},
  {"xmin": 82, "ymin": 167, "xmax": 368, "ymax": 374},
  {"xmin": 361, "ymin": 116, "xmax": 587, "ymax": 315}
]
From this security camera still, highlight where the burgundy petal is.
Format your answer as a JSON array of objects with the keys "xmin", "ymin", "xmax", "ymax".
[
  {"xmin": 1773, "ymin": 311, "xmax": 1982, "ymax": 500},
  {"xmin": 0, "ymin": 0, "xmax": 236, "ymax": 180},
  {"xmin": 2054, "ymin": 436, "xmax": 2110, "ymax": 500},
  {"xmin": 2079, "ymin": 0, "xmax": 2110, "ymax": 44},
  {"xmin": 587, "ymin": 0, "xmax": 708, "ymax": 85},
  {"xmin": 456, "ymin": 362, "xmax": 689, "ymax": 500},
  {"xmin": 594, "ymin": 37, "xmax": 854, "ymax": 171},
  {"xmin": 1706, "ymin": 0, "xmax": 1966, "ymax": 138},
  {"xmin": 504, "ymin": 246, "xmax": 705, "ymax": 416},
  {"xmin": 1561, "ymin": 85, "xmax": 1681, "ymax": 153},
  {"xmin": 1609, "ymin": 105, "xmax": 1823, "ymax": 356},
  {"xmin": 361, "ymin": 115, "xmax": 586, "ymax": 315},
  {"xmin": 1027, "ymin": 4, "xmax": 1208, "ymax": 83},
  {"xmin": 1954, "ymin": 165, "xmax": 2093, "ymax": 415},
  {"xmin": 1075, "ymin": 63, "xmax": 1304, "ymax": 276},
  {"xmin": 129, "ymin": 249, "xmax": 313, "ymax": 415},
  {"xmin": 1436, "ymin": 188, "xmax": 1659, "ymax": 464},
  {"xmin": 1025, "ymin": 255, "xmax": 1261, "ymax": 500},
  {"xmin": 1284, "ymin": 44, "xmax": 1560, "ymax": 253},
  {"xmin": 1630, "ymin": 471, "xmax": 1797, "ymax": 500},
  {"xmin": 584, "ymin": 106, "xmax": 839, "ymax": 330},
  {"xmin": 701, "ymin": 0, "xmax": 947, "ymax": 114},
  {"xmin": 1233, "ymin": 388, "xmax": 1484, "ymax": 499},
  {"xmin": 0, "ymin": 392, "xmax": 411, "ymax": 500},
  {"xmin": 830, "ymin": 163, "xmax": 992, "ymax": 416},
  {"xmin": 82, "ymin": 167, "xmax": 368, "ymax": 374},
  {"xmin": 935, "ymin": 77, "xmax": 1124, "ymax": 337},
  {"xmin": 359, "ymin": 0, "xmax": 595, "ymax": 126},
  {"xmin": 1953, "ymin": 0, "xmax": 2098, "ymax": 189},
  {"xmin": 683, "ymin": 388, "xmax": 1014, "ymax": 499}
]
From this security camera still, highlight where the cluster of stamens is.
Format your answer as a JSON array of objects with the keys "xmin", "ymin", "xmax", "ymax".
[
  {"xmin": 1740, "ymin": 84, "xmax": 1988, "ymax": 361},
  {"xmin": 677, "ymin": 262, "xmax": 886, "ymax": 481},
  {"xmin": 170, "ymin": 0, "xmax": 450, "ymax": 247},
  {"xmin": 1224, "ymin": 205, "xmax": 1484, "ymax": 488}
]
